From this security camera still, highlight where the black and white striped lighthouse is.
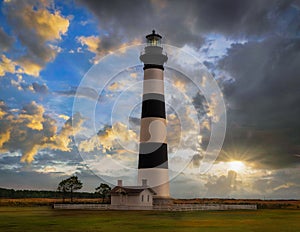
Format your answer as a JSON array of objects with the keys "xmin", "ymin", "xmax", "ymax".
[{"xmin": 138, "ymin": 30, "xmax": 170, "ymax": 199}]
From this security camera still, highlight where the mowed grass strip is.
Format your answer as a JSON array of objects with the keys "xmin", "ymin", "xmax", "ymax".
[{"xmin": 0, "ymin": 207, "xmax": 299, "ymax": 232}]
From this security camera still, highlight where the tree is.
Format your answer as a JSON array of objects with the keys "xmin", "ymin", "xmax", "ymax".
[
  {"xmin": 57, "ymin": 179, "xmax": 67, "ymax": 202},
  {"xmin": 57, "ymin": 176, "xmax": 83, "ymax": 202},
  {"xmin": 95, "ymin": 183, "xmax": 111, "ymax": 203}
]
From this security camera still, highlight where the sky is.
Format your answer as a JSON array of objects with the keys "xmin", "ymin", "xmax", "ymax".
[{"xmin": 0, "ymin": 0, "xmax": 300, "ymax": 199}]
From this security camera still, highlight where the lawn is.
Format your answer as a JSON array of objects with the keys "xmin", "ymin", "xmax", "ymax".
[{"xmin": 0, "ymin": 207, "xmax": 299, "ymax": 232}]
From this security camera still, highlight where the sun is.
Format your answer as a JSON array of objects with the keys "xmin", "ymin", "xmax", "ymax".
[{"xmin": 228, "ymin": 161, "xmax": 245, "ymax": 172}]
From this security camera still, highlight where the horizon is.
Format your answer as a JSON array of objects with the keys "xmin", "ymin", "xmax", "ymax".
[{"xmin": 2, "ymin": 186, "xmax": 300, "ymax": 201}]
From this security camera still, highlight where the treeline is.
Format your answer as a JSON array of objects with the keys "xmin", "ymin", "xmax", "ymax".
[{"xmin": 0, "ymin": 187, "xmax": 98, "ymax": 199}]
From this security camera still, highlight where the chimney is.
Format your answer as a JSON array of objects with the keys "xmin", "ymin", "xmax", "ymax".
[
  {"xmin": 142, "ymin": 179, "xmax": 147, "ymax": 187},
  {"xmin": 117, "ymin": 180, "xmax": 123, "ymax": 187}
]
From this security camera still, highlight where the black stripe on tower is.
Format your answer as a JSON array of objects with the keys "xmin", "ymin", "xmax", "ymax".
[
  {"xmin": 141, "ymin": 94, "xmax": 166, "ymax": 119},
  {"xmin": 143, "ymin": 64, "xmax": 164, "ymax": 70},
  {"xmin": 138, "ymin": 143, "xmax": 168, "ymax": 169}
]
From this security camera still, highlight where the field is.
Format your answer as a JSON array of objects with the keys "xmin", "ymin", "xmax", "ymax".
[
  {"xmin": 0, "ymin": 198, "xmax": 102, "ymax": 206},
  {"xmin": 1, "ymin": 198, "xmax": 300, "ymax": 209},
  {"xmin": 0, "ymin": 207, "xmax": 300, "ymax": 232}
]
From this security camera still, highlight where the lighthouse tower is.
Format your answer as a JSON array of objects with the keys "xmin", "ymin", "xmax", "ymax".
[{"xmin": 138, "ymin": 30, "xmax": 170, "ymax": 201}]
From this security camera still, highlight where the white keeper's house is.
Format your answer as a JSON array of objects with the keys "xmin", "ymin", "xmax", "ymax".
[{"xmin": 110, "ymin": 180, "xmax": 156, "ymax": 207}]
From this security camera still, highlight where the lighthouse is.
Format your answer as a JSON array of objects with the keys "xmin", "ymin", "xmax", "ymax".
[{"xmin": 138, "ymin": 30, "xmax": 170, "ymax": 201}]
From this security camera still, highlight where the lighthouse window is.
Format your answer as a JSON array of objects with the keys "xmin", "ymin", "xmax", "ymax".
[
  {"xmin": 147, "ymin": 195, "xmax": 150, "ymax": 202},
  {"xmin": 147, "ymin": 39, "xmax": 160, "ymax": 46},
  {"xmin": 141, "ymin": 195, "xmax": 144, "ymax": 202}
]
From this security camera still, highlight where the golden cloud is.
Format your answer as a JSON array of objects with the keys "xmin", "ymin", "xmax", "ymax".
[
  {"xmin": 58, "ymin": 114, "xmax": 70, "ymax": 121},
  {"xmin": 107, "ymin": 82, "xmax": 123, "ymax": 91},
  {"xmin": 130, "ymin": 72, "xmax": 138, "ymax": 78},
  {"xmin": 0, "ymin": 101, "xmax": 84, "ymax": 163},
  {"xmin": 118, "ymin": 39, "xmax": 141, "ymax": 54},
  {"xmin": 16, "ymin": 59, "xmax": 44, "ymax": 77},
  {"xmin": 78, "ymin": 122, "xmax": 138, "ymax": 153},
  {"xmin": 0, "ymin": 55, "xmax": 16, "ymax": 76},
  {"xmin": 76, "ymin": 35, "xmax": 141, "ymax": 63},
  {"xmin": 22, "ymin": 8, "xmax": 69, "ymax": 41},
  {"xmin": 173, "ymin": 79, "xmax": 186, "ymax": 92},
  {"xmin": 2, "ymin": 0, "xmax": 70, "ymax": 77},
  {"xmin": 77, "ymin": 35, "xmax": 101, "ymax": 54},
  {"xmin": 206, "ymin": 93, "xmax": 219, "ymax": 122},
  {"xmin": 19, "ymin": 101, "xmax": 45, "ymax": 130}
]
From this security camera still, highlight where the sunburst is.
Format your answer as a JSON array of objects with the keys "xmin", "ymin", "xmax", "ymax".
[{"xmin": 228, "ymin": 161, "xmax": 245, "ymax": 172}]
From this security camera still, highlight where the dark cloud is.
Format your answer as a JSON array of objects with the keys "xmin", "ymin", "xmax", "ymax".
[
  {"xmin": 77, "ymin": 0, "xmax": 297, "ymax": 53},
  {"xmin": 55, "ymin": 86, "xmax": 99, "ymax": 100},
  {"xmin": 191, "ymin": 154, "xmax": 203, "ymax": 168},
  {"xmin": 205, "ymin": 170, "xmax": 241, "ymax": 197},
  {"xmin": 184, "ymin": 0, "xmax": 294, "ymax": 37},
  {"xmin": 0, "ymin": 27, "xmax": 14, "ymax": 51},
  {"xmin": 32, "ymin": 82, "xmax": 48, "ymax": 94},
  {"xmin": 252, "ymin": 169, "xmax": 300, "ymax": 198},
  {"xmin": 76, "ymin": 0, "xmax": 205, "ymax": 50},
  {"xmin": 216, "ymin": 36, "xmax": 300, "ymax": 169}
]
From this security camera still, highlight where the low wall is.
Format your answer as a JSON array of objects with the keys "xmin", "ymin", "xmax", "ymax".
[
  {"xmin": 110, "ymin": 205, "xmax": 153, "ymax": 210},
  {"xmin": 53, "ymin": 203, "xmax": 257, "ymax": 211},
  {"xmin": 54, "ymin": 204, "xmax": 109, "ymax": 210},
  {"xmin": 153, "ymin": 204, "xmax": 257, "ymax": 211}
]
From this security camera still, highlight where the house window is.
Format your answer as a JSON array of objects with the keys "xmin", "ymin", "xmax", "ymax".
[
  {"xmin": 141, "ymin": 195, "xmax": 144, "ymax": 202},
  {"xmin": 147, "ymin": 195, "xmax": 150, "ymax": 202}
]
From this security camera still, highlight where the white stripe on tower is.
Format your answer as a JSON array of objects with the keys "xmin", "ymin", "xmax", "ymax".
[{"xmin": 143, "ymin": 79, "xmax": 164, "ymax": 95}]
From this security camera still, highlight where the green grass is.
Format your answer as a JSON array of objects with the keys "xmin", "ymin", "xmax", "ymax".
[{"xmin": 0, "ymin": 207, "xmax": 299, "ymax": 232}]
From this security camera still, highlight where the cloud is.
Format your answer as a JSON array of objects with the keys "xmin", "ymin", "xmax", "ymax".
[
  {"xmin": 10, "ymin": 74, "xmax": 25, "ymax": 91},
  {"xmin": 77, "ymin": 35, "xmax": 101, "ymax": 54},
  {"xmin": 47, "ymin": 112, "xmax": 84, "ymax": 153},
  {"xmin": 0, "ymin": 101, "xmax": 84, "ymax": 163},
  {"xmin": 107, "ymin": 82, "xmax": 123, "ymax": 91},
  {"xmin": 0, "ymin": 55, "xmax": 17, "ymax": 76},
  {"xmin": 205, "ymin": 170, "xmax": 241, "ymax": 197},
  {"xmin": 76, "ymin": 34, "xmax": 141, "ymax": 61},
  {"xmin": 130, "ymin": 72, "xmax": 138, "ymax": 78},
  {"xmin": 76, "ymin": 0, "xmax": 204, "ymax": 49},
  {"xmin": 172, "ymin": 80, "xmax": 186, "ymax": 92},
  {"xmin": 78, "ymin": 122, "xmax": 138, "ymax": 153},
  {"xmin": 31, "ymin": 82, "xmax": 48, "ymax": 94},
  {"xmin": 0, "ymin": 27, "xmax": 14, "ymax": 51},
  {"xmin": 58, "ymin": 114, "xmax": 70, "ymax": 121},
  {"xmin": 2, "ymin": 0, "xmax": 70, "ymax": 77},
  {"xmin": 217, "ymin": 36, "xmax": 300, "ymax": 169},
  {"xmin": 55, "ymin": 86, "xmax": 99, "ymax": 101},
  {"xmin": 251, "ymin": 168, "xmax": 300, "ymax": 198},
  {"xmin": 76, "ymin": 0, "xmax": 298, "ymax": 54},
  {"xmin": 8, "ymin": 75, "xmax": 49, "ymax": 93}
]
